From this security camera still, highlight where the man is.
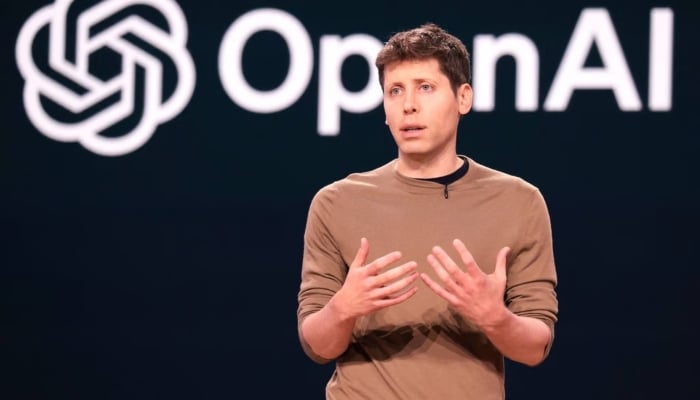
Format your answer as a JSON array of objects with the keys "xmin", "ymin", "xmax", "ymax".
[{"xmin": 297, "ymin": 22, "xmax": 558, "ymax": 400}]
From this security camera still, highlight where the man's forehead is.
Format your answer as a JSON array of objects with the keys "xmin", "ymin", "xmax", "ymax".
[{"xmin": 384, "ymin": 59, "xmax": 445, "ymax": 80}]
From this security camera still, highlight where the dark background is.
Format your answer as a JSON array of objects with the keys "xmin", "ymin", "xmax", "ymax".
[{"xmin": 2, "ymin": 0, "xmax": 698, "ymax": 399}]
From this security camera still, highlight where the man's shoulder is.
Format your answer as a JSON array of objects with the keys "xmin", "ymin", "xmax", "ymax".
[
  {"xmin": 311, "ymin": 160, "xmax": 394, "ymax": 203},
  {"xmin": 468, "ymin": 158, "xmax": 540, "ymax": 196},
  {"xmin": 320, "ymin": 161, "xmax": 393, "ymax": 192}
]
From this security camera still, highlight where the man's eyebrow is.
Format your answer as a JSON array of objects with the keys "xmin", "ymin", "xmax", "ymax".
[{"xmin": 386, "ymin": 77, "xmax": 434, "ymax": 86}]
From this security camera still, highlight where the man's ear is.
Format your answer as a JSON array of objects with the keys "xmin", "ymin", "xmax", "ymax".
[{"xmin": 458, "ymin": 83, "xmax": 473, "ymax": 115}]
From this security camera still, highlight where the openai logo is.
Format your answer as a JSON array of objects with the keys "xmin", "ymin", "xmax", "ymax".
[{"xmin": 15, "ymin": 0, "xmax": 195, "ymax": 156}]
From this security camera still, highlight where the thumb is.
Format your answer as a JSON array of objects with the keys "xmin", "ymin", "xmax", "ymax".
[
  {"xmin": 494, "ymin": 246, "xmax": 510, "ymax": 280},
  {"xmin": 350, "ymin": 237, "xmax": 369, "ymax": 269}
]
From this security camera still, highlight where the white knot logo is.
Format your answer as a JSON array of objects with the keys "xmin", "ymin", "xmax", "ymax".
[{"xmin": 15, "ymin": 0, "xmax": 196, "ymax": 156}]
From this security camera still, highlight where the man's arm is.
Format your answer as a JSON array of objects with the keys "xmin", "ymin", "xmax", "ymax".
[
  {"xmin": 300, "ymin": 295, "xmax": 359, "ymax": 361},
  {"xmin": 301, "ymin": 238, "xmax": 419, "ymax": 360},
  {"xmin": 421, "ymin": 241, "xmax": 554, "ymax": 366},
  {"xmin": 479, "ymin": 306, "xmax": 552, "ymax": 366}
]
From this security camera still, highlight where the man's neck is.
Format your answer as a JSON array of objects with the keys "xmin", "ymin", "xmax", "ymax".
[{"xmin": 396, "ymin": 153, "xmax": 463, "ymax": 179}]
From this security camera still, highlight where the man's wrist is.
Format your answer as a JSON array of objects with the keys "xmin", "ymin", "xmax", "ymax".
[{"xmin": 479, "ymin": 305, "xmax": 512, "ymax": 334}]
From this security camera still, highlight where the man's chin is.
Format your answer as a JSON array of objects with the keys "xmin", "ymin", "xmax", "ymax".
[
  {"xmin": 398, "ymin": 143, "xmax": 429, "ymax": 156},
  {"xmin": 398, "ymin": 147, "xmax": 432, "ymax": 161}
]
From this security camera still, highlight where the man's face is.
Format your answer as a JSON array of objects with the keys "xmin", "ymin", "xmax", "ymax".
[{"xmin": 382, "ymin": 58, "xmax": 472, "ymax": 161}]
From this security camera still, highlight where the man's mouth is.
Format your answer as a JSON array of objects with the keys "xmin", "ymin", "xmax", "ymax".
[{"xmin": 400, "ymin": 125, "xmax": 425, "ymax": 132}]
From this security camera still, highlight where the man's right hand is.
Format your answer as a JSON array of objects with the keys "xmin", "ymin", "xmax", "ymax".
[{"xmin": 331, "ymin": 237, "xmax": 419, "ymax": 321}]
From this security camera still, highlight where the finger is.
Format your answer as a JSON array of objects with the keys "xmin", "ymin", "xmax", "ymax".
[
  {"xmin": 420, "ymin": 273, "xmax": 459, "ymax": 304},
  {"xmin": 374, "ymin": 285, "xmax": 418, "ymax": 307},
  {"xmin": 349, "ymin": 237, "xmax": 369, "ymax": 269},
  {"xmin": 427, "ymin": 253, "xmax": 460, "ymax": 292},
  {"xmin": 431, "ymin": 245, "xmax": 464, "ymax": 283},
  {"xmin": 494, "ymin": 246, "xmax": 510, "ymax": 281},
  {"xmin": 375, "ymin": 261, "xmax": 417, "ymax": 286},
  {"xmin": 375, "ymin": 266, "xmax": 419, "ymax": 297},
  {"xmin": 366, "ymin": 250, "xmax": 403, "ymax": 275},
  {"xmin": 452, "ymin": 239, "xmax": 480, "ymax": 277}
]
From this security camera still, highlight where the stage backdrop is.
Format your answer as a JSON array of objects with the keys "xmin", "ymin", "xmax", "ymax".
[{"xmin": 2, "ymin": 0, "xmax": 698, "ymax": 399}]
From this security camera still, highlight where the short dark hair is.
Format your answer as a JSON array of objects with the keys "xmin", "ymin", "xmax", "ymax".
[{"xmin": 375, "ymin": 23, "xmax": 471, "ymax": 93}]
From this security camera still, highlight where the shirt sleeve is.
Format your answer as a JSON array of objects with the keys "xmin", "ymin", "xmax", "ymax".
[
  {"xmin": 296, "ymin": 186, "xmax": 348, "ymax": 363},
  {"xmin": 505, "ymin": 187, "xmax": 559, "ymax": 358}
]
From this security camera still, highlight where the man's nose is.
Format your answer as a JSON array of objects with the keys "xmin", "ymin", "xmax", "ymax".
[{"xmin": 403, "ymin": 93, "xmax": 418, "ymax": 114}]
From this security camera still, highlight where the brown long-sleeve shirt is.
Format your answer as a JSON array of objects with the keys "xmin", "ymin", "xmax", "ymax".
[{"xmin": 298, "ymin": 157, "xmax": 558, "ymax": 400}]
